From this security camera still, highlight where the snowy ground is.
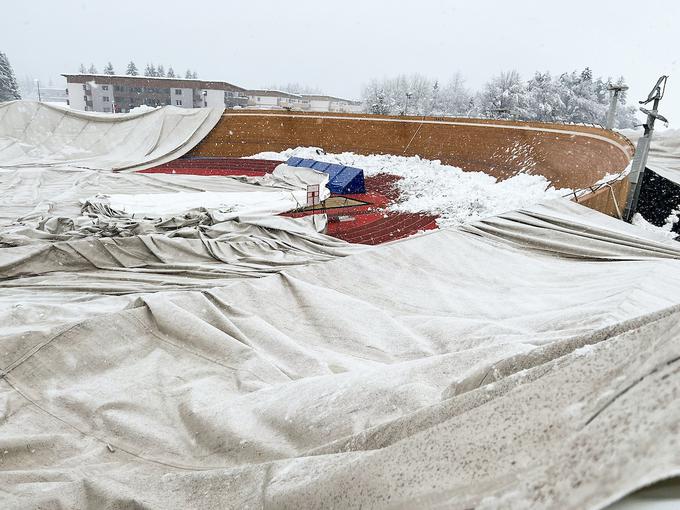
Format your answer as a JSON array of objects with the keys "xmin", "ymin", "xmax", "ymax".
[{"xmin": 249, "ymin": 147, "xmax": 572, "ymax": 227}]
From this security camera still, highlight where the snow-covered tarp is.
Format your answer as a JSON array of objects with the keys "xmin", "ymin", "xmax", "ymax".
[
  {"xmin": 3, "ymin": 194, "xmax": 680, "ymax": 509},
  {"xmin": 0, "ymin": 100, "xmax": 223, "ymax": 171}
]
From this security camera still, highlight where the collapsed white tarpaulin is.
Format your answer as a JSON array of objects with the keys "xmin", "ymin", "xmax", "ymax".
[
  {"xmin": 85, "ymin": 164, "xmax": 330, "ymax": 218},
  {"xmin": 2, "ymin": 196, "xmax": 680, "ymax": 509},
  {"xmin": 0, "ymin": 100, "xmax": 223, "ymax": 171},
  {"xmin": 620, "ymin": 128, "xmax": 680, "ymax": 185},
  {"xmin": 0, "ymin": 164, "xmax": 329, "ymax": 229}
]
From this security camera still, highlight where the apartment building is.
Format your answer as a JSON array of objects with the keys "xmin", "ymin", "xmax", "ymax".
[
  {"xmin": 62, "ymin": 74, "xmax": 248, "ymax": 113},
  {"xmin": 246, "ymin": 90, "xmax": 363, "ymax": 113}
]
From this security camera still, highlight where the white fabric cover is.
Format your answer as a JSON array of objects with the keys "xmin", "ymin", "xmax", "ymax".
[
  {"xmin": 2, "ymin": 197, "xmax": 680, "ymax": 509},
  {"xmin": 0, "ymin": 100, "xmax": 224, "ymax": 171},
  {"xmin": 620, "ymin": 128, "xmax": 680, "ymax": 184}
]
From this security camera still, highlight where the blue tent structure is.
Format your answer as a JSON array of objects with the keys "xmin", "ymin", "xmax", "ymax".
[{"xmin": 286, "ymin": 158, "xmax": 366, "ymax": 194}]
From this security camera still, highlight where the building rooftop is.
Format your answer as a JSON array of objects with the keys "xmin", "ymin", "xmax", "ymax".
[
  {"xmin": 301, "ymin": 94, "xmax": 361, "ymax": 104},
  {"xmin": 246, "ymin": 89, "xmax": 306, "ymax": 99},
  {"xmin": 61, "ymin": 73, "xmax": 246, "ymax": 92}
]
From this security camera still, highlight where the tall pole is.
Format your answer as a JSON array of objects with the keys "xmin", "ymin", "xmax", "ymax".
[
  {"xmin": 606, "ymin": 84, "xmax": 628, "ymax": 129},
  {"xmin": 35, "ymin": 79, "xmax": 41, "ymax": 102},
  {"xmin": 622, "ymin": 75, "xmax": 669, "ymax": 222}
]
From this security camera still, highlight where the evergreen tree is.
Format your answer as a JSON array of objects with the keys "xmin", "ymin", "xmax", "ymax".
[
  {"xmin": 0, "ymin": 52, "xmax": 21, "ymax": 101},
  {"xmin": 525, "ymin": 72, "xmax": 563, "ymax": 122},
  {"xmin": 78, "ymin": 63, "xmax": 86, "ymax": 74},
  {"xmin": 478, "ymin": 70, "xmax": 528, "ymax": 119},
  {"xmin": 126, "ymin": 61, "xmax": 139, "ymax": 76},
  {"xmin": 103, "ymin": 62, "xmax": 115, "ymax": 75},
  {"xmin": 192, "ymin": 71, "xmax": 198, "ymax": 79},
  {"xmin": 87, "ymin": 63, "xmax": 98, "ymax": 74},
  {"xmin": 440, "ymin": 73, "xmax": 471, "ymax": 116},
  {"xmin": 369, "ymin": 90, "xmax": 389, "ymax": 115},
  {"xmin": 157, "ymin": 64, "xmax": 165, "ymax": 77},
  {"xmin": 166, "ymin": 66, "xmax": 176, "ymax": 78},
  {"xmin": 185, "ymin": 69, "xmax": 192, "ymax": 79},
  {"xmin": 144, "ymin": 63, "xmax": 157, "ymax": 77}
]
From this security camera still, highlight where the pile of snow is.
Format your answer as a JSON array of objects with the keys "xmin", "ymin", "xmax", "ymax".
[
  {"xmin": 249, "ymin": 147, "xmax": 571, "ymax": 227},
  {"xmin": 632, "ymin": 211, "xmax": 680, "ymax": 241},
  {"xmin": 128, "ymin": 105, "xmax": 159, "ymax": 114}
]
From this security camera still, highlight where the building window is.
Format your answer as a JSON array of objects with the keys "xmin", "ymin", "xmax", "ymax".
[
  {"xmin": 176, "ymin": 100, "xmax": 182, "ymax": 106},
  {"xmin": 102, "ymin": 85, "xmax": 109, "ymax": 90},
  {"xmin": 103, "ymin": 107, "xmax": 111, "ymax": 113},
  {"xmin": 83, "ymin": 95, "xmax": 87, "ymax": 102},
  {"xmin": 103, "ymin": 96, "xmax": 110, "ymax": 102},
  {"xmin": 82, "ymin": 84, "xmax": 87, "ymax": 90},
  {"xmin": 204, "ymin": 101, "xmax": 207, "ymax": 107},
  {"xmin": 175, "ymin": 89, "xmax": 182, "ymax": 94}
]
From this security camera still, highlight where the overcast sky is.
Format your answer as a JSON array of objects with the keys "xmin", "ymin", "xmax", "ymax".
[{"xmin": 4, "ymin": 0, "xmax": 680, "ymax": 125}]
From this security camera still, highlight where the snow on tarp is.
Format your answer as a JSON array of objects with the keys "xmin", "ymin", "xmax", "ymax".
[
  {"xmin": 0, "ymin": 100, "xmax": 224, "ymax": 171},
  {"xmin": 83, "ymin": 164, "xmax": 330, "ymax": 218},
  {"xmin": 0, "ymin": 163, "xmax": 329, "ymax": 230},
  {"xmin": 2, "ymin": 196, "xmax": 680, "ymax": 508},
  {"xmin": 286, "ymin": 157, "xmax": 366, "ymax": 193}
]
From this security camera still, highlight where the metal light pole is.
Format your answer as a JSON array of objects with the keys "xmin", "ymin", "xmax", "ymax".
[
  {"xmin": 605, "ymin": 83, "xmax": 629, "ymax": 129},
  {"xmin": 34, "ymin": 79, "xmax": 41, "ymax": 101},
  {"xmin": 622, "ymin": 75, "xmax": 669, "ymax": 222},
  {"xmin": 404, "ymin": 92, "xmax": 413, "ymax": 116}
]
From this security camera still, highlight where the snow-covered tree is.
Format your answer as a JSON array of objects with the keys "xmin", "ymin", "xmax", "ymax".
[
  {"xmin": 185, "ymin": 69, "xmax": 192, "ymax": 79},
  {"xmin": 166, "ymin": 66, "xmax": 176, "ymax": 78},
  {"xmin": 78, "ymin": 63, "xmax": 86, "ymax": 74},
  {"xmin": 0, "ymin": 52, "xmax": 21, "ymax": 101},
  {"xmin": 144, "ymin": 63, "xmax": 157, "ymax": 77},
  {"xmin": 360, "ymin": 68, "xmax": 637, "ymax": 126},
  {"xmin": 126, "ymin": 61, "xmax": 139, "ymax": 76},
  {"xmin": 87, "ymin": 63, "xmax": 98, "ymax": 74},
  {"xmin": 478, "ymin": 70, "xmax": 528, "ymax": 119},
  {"xmin": 525, "ymin": 72, "xmax": 563, "ymax": 122},
  {"xmin": 265, "ymin": 82, "xmax": 322, "ymax": 94},
  {"xmin": 438, "ymin": 73, "xmax": 472, "ymax": 116},
  {"xmin": 192, "ymin": 71, "xmax": 198, "ymax": 79},
  {"xmin": 157, "ymin": 64, "xmax": 165, "ymax": 77},
  {"xmin": 103, "ymin": 62, "xmax": 115, "ymax": 75},
  {"xmin": 363, "ymin": 80, "xmax": 390, "ymax": 115},
  {"xmin": 556, "ymin": 69, "xmax": 606, "ymax": 124}
]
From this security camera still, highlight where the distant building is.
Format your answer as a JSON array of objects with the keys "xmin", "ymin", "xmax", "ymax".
[
  {"xmin": 37, "ymin": 87, "xmax": 68, "ymax": 105},
  {"xmin": 301, "ymin": 95, "xmax": 363, "ymax": 113},
  {"xmin": 62, "ymin": 74, "xmax": 248, "ymax": 113},
  {"xmin": 245, "ymin": 90, "xmax": 363, "ymax": 113},
  {"xmin": 245, "ymin": 90, "xmax": 311, "ymax": 110}
]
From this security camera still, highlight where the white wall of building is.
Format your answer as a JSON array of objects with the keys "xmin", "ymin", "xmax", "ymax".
[
  {"xmin": 203, "ymin": 89, "xmax": 224, "ymax": 108},
  {"xmin": 67, "ymin": 82, "xmax": 86, "ymax": 110},
  {"xmin": 170, "ymin": 87, "xmax": 193, "ymax": 108},
  {"xmin": 92, "ymin": 82, "xmax": 114, "ymax": 112},
  {"xmin": 308, "ymin": 99, "xmax": 331, "ymax": 112},
  {"xmin": 248, "ymin": 95, "xmax": 280, "ymax": 108}
]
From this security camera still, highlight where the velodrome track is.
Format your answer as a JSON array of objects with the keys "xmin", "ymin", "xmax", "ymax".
[{"xmin": 142, "ymin": 110, "xmax": 636, "ymax": 242}]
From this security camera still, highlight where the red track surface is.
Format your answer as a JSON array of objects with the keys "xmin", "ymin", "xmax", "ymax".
[{"xmin": 141, "ymin": 159, "xmax": 438, "ymax": 245}]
